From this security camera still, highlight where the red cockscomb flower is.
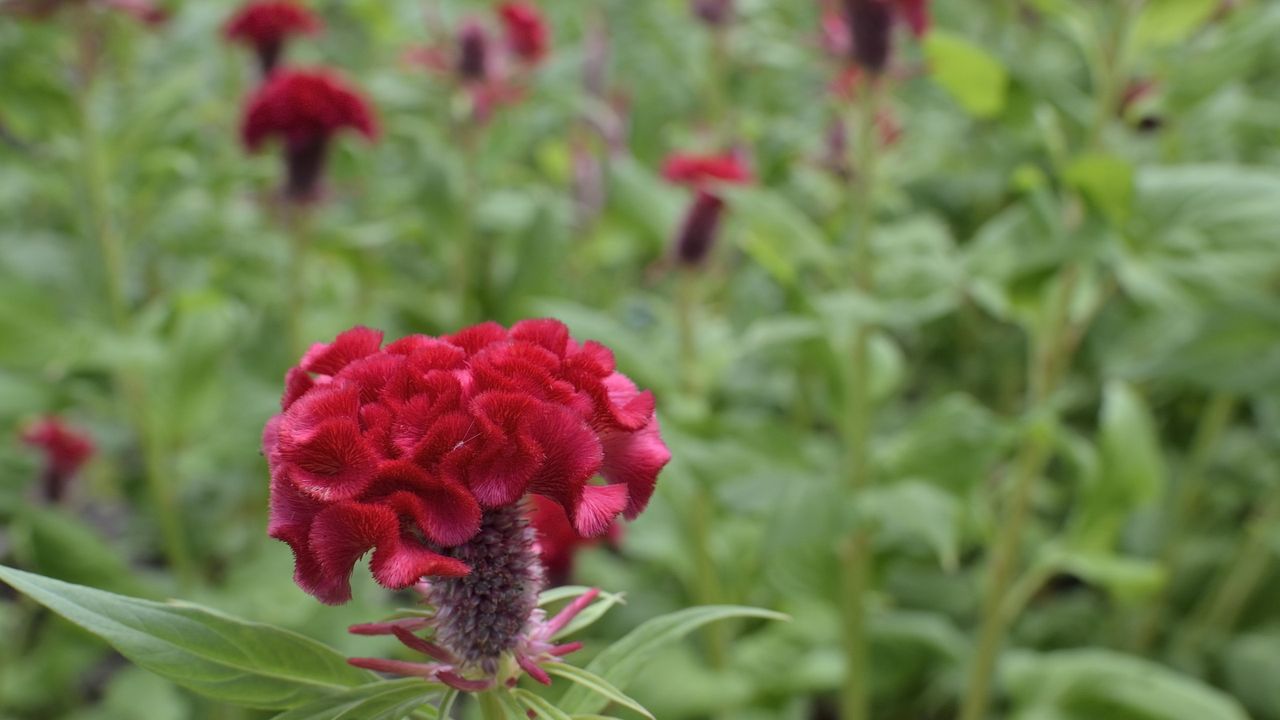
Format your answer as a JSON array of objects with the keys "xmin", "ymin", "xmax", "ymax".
[
  {"xmin": 241, "ymin": 68, "xmax": 378, "ymax": 202},
  {"xmin": 497, "ymin": 2, "xmax": 549, "ymax": 65},
  {"xmin": 663, "ymin": 152, "xmax": 753, "ymax": 266},
  {"xmin": 21, "ymin": 417, "xmax": 95, "ymax": 503},
  {"xmin": 530, "ymin": 494, "xmax": 621, "ymax": 586},
  {"xmin": 224, "ymin": 0, "xmax": 323, "ymax": 76},
  {"xmin": 263, "ymin": 320, "xmax": 670, "ymax": 606}
]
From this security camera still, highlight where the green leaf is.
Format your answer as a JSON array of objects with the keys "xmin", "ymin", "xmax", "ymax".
[
  {"xmin": 722, "ymin": 187, "xmax": 836, "ymax": 286},
  {"xmin": 558, "ymin": 606, "xmax": 787, "ymax": 715},
  {"xmin": 0, "ymin": 565, "xmax": 374, "ymax": 709},
  {"xmin": 924, "ymin": 31, "xmax": 1009, "ymax": 118},
  {"xmin": 1005, "ymin": 649, "xmax": 1250, "ymax": 720},
  {"xmin": 1135, "ymin": 0, "xmax": 1219, "ymax": 48},
  {"xmin": 543, "ymin": 664, "xmax": 654, "ymax": 719},
  {"xmin": 16, "ymin": 507, "xmax": 155, "ymax": 598},
  {"xmin": 1065, "ymin": 154, "xmax": 1135, "ymax": 225},
  {"xmin": 537, "ymin": 587, "xmax": 627, "ymax": 639},
  {"xmin": 513, "ymin": 689, "xmax": 574, "ymax": 720},
  {"xmin": 270, "ymin": 680, "xmax": 440, "ymax": 720},
  {"xmin": 859, "ymin": 481, "xmax": 960, "ymax": 571},
  {"xmin": 1070, "ymin": 382, "xmax": 1166, "ymax": 550}
]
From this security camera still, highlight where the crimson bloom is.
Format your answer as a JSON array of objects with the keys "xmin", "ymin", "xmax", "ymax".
[
  {"xmin": 240, "ymin": 68, "xmax": 378, "ymax": 202},
  {"xmin": 224, "ymin": 0, "xmax": 323, "ymax": 76},
  {"xmin": 21, "ymin": 417, "xmax": 95, "ymax": 503},
  {"xmin": 497, "ymin": 2, "xmax": 549, "ymax": 65},
  {"xmin": 263, "ymin": 320, "xmax": 669, "ymax": 605},
  {"xmin": 662, "ymin": 151, "xmax": 753, "ymax": 267},
  {"xmin": 530, "ymin": 494, "xmax": 621, "ymax": 586}
]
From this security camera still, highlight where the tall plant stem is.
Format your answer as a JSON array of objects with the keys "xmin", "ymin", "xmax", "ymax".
[
  {"xmin": 959, "ymin": 266, "xmax": 1080, "ymax": 720},
  {"xmin": 74, "ymin": 14, "xmax": 194, "ymax": 588},
  {"xmin": 837, "ymin": 78, "xmax": 883, "ymax": 720},
  {"xmin": 1182, "ymin": 473, "xmax": 1280, "ymax": 653},
  {"xmin": 453, "ymin": 119, "xmax": 483, "ymax": 324},
  {"xmin": 284, "ymin": 204, "xmax": 312, "ymax": 358},
  {"xmin": 1130, "ymin": 393, "xmax": 1236, "ymax": 651}
]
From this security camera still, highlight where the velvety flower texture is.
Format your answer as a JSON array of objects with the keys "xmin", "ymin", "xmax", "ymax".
[
  {"xmin": 241, "ymin": 68, "xmax": 377, "ymax": 201},
  {"xmin": 263, "ymin": 320, "xmax": 670, "ymax": 604},
  {"xmin": 497, "ymin": 2, "xmax": 549, "ymax": 64},
  {"xmin": 22, "ymin": 417, "xmax": 94, "ymax": 503},
  {"xmin": 223, "ymin": 0, "xmax": 323, "ymax": 75},
  {"xmin": 663, "ymin": 152, "xmax": 753, "ymax": 266}
]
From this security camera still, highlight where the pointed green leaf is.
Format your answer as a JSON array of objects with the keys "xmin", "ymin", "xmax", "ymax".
[
  {"xmin": 0, "ymin": 565, "xmax": 374, "ymax": 709},
  {"xmin": 271, "ymin": 679, "xmax": 440, "ymax": 720},
  {"xmin": 543, "ymin": 664, "xmax": 653, "ymax": 719},
  {"xmin": 924, "ymin": 31, "xmax": 1009, "ymax": 118},
  {"xmin": 558, "ymin": 606, "xmax": 787, "ymax": 714},
  {"xmin": 514, "ymin": 689, "xmax": 574, "ymax": 720}
]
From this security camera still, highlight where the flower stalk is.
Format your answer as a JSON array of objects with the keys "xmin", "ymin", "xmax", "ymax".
[
  {"xmin": 1130, "ymin": 393, "xmax": 1236, "ymax": 652},
  {"xmin": 73, "ymin": 10, "xmax": 194, "ymax": 589},
  {"xmin": 838, "ymin": 75, "xmax": 883, "ymax": 720}
]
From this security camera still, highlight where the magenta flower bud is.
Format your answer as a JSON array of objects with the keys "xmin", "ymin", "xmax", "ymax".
[
  {"xmin": 457, "ymin": 20, "xmax": 491, "ymax": 83},
  {"xmin": 674, "ymin": 191, "xmax": 727, "ymax": 267},
  {"xmin": 842, "ymin": 0, "xmax": 892, "ymax": 74},
  {"xmin": 691, "ymin": 0, "xmax": 734, "ymax": 26}
]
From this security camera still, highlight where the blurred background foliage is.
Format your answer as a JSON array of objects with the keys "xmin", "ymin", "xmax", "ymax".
[{"xmin": 1, "ymin": 0, "xmax": 1279, "ymax": 718}]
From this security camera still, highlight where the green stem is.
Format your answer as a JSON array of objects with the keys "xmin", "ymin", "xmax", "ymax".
[
  {"xmin": 838, "ymin": 77, "xmax": 883, "ymax": 720},
  {"xmin": 959, "ymin": 267, "xmax": 1079, "ymax": 720},
  {"xmin": 1130, "ymin": 393, "xmax": 1236, "ymax": 652},
  {"xmin": 959, "ymin": 424, "xmax": 1055, "ymax": 720},
  {"xmin": 73, "ymin": 12, "xmax": 194, "ymax": 589},
  {"xmin": 1183, "ymin": 476, "xmax": 1280, "ymax": 653},
  {"xmin": 691, "ymin": 480, "xmax": 729, "ymax": 668},
  {"xmin": 477, "ymin": 690, "xmax": 506, "ymax": 720},
  {"xmin": 675, "ymin": 271, "xmax": 701, "ymax": 396},
  {"xmin": 284, "ymin": 205, "xmax": 311, "ymax": 359}
]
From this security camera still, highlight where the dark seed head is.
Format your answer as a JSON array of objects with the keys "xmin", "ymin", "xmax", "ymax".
[{"xmin": 426, "ymin": 504, "xmax": 543, "ymax": 673}]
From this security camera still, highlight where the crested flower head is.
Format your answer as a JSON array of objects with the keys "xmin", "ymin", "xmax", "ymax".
[
  {"xmin": 263, "ymin": 320, "xmax": 670, "ymax": 605},
  {"xmin": 662, "ymin": 151, "xmax": 753, "ymax": 267},
  {"xmin": 530, "ymin": 494, "xmax": 621, "ymax": 586},
  {"xmin": 497, "ymin": 1, "xmax": 549, "ymax": 65},
  {"xmin": 21, "ymin": 417, "xmax": 95, "ymax": 503},
  {"xmin": 240, "ymin": 68, "xmax": 377, "ymax": 201},
  {"xmin": 224, "ymin": 0, "xmax": 323, "ymax": 75},
  {"xmin": 662, "ymin": 151, "xmax": 754, "ymax": 187}
]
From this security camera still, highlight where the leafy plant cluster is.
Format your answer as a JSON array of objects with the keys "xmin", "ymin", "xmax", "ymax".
[{"xmin": 1, "ymin": 1, "xmax": 1279, "ymax": 719}]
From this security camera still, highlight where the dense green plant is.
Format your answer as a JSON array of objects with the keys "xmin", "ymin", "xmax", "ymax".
[{"xmin": 1, "ymin": 0, "xmax": 1278, "ymax": 718}]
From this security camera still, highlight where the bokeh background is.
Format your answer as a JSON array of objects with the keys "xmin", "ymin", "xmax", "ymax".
[{"xmin": 2, "ymin": 0, "xmax": 1280, "ymax": 718}]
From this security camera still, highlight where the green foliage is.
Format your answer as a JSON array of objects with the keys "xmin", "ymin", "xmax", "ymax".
[{"xmin": 0, "ymin": 566, "xmax": 374, "ymax": 709}]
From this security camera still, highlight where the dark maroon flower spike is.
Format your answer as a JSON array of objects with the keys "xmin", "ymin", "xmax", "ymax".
[
  {"xmin": 240, "ymin": 68, "xmax": 378, "ymax": 203},
  {"xmin": 224, "ymin": 1, "xmax": 323, "ymax": 77},
  {"xmin": 2, "ymin": 0, "xmax": 166, "ymax": 23},
  {"xmin": 662, "ymin": 152, "xmax": 754, "ymax": 267},
  {"xmin": 834, "ymin": 0, "xmax": 930, "ymax": 74},
  {"xmin": 21, "ymin": 417, "xmax": 95, "ymax": 504},
  {"xmin": 497, "ymin": 2, "xmax": 549, "ymax": 66},
  {"xmin": 530, "ymin": 494, "xmax": 622, "ymax": 587},
  {"xmin": 691, "ymin": 0, "xmax": 734, "ymax": 27},
  {"xmin": 265, "ymin": 321, "xmax": 669, "ymax": 688},
  {"xmin": 455, "ymin": 18, "xmax": 493, "ymax": 83}
]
